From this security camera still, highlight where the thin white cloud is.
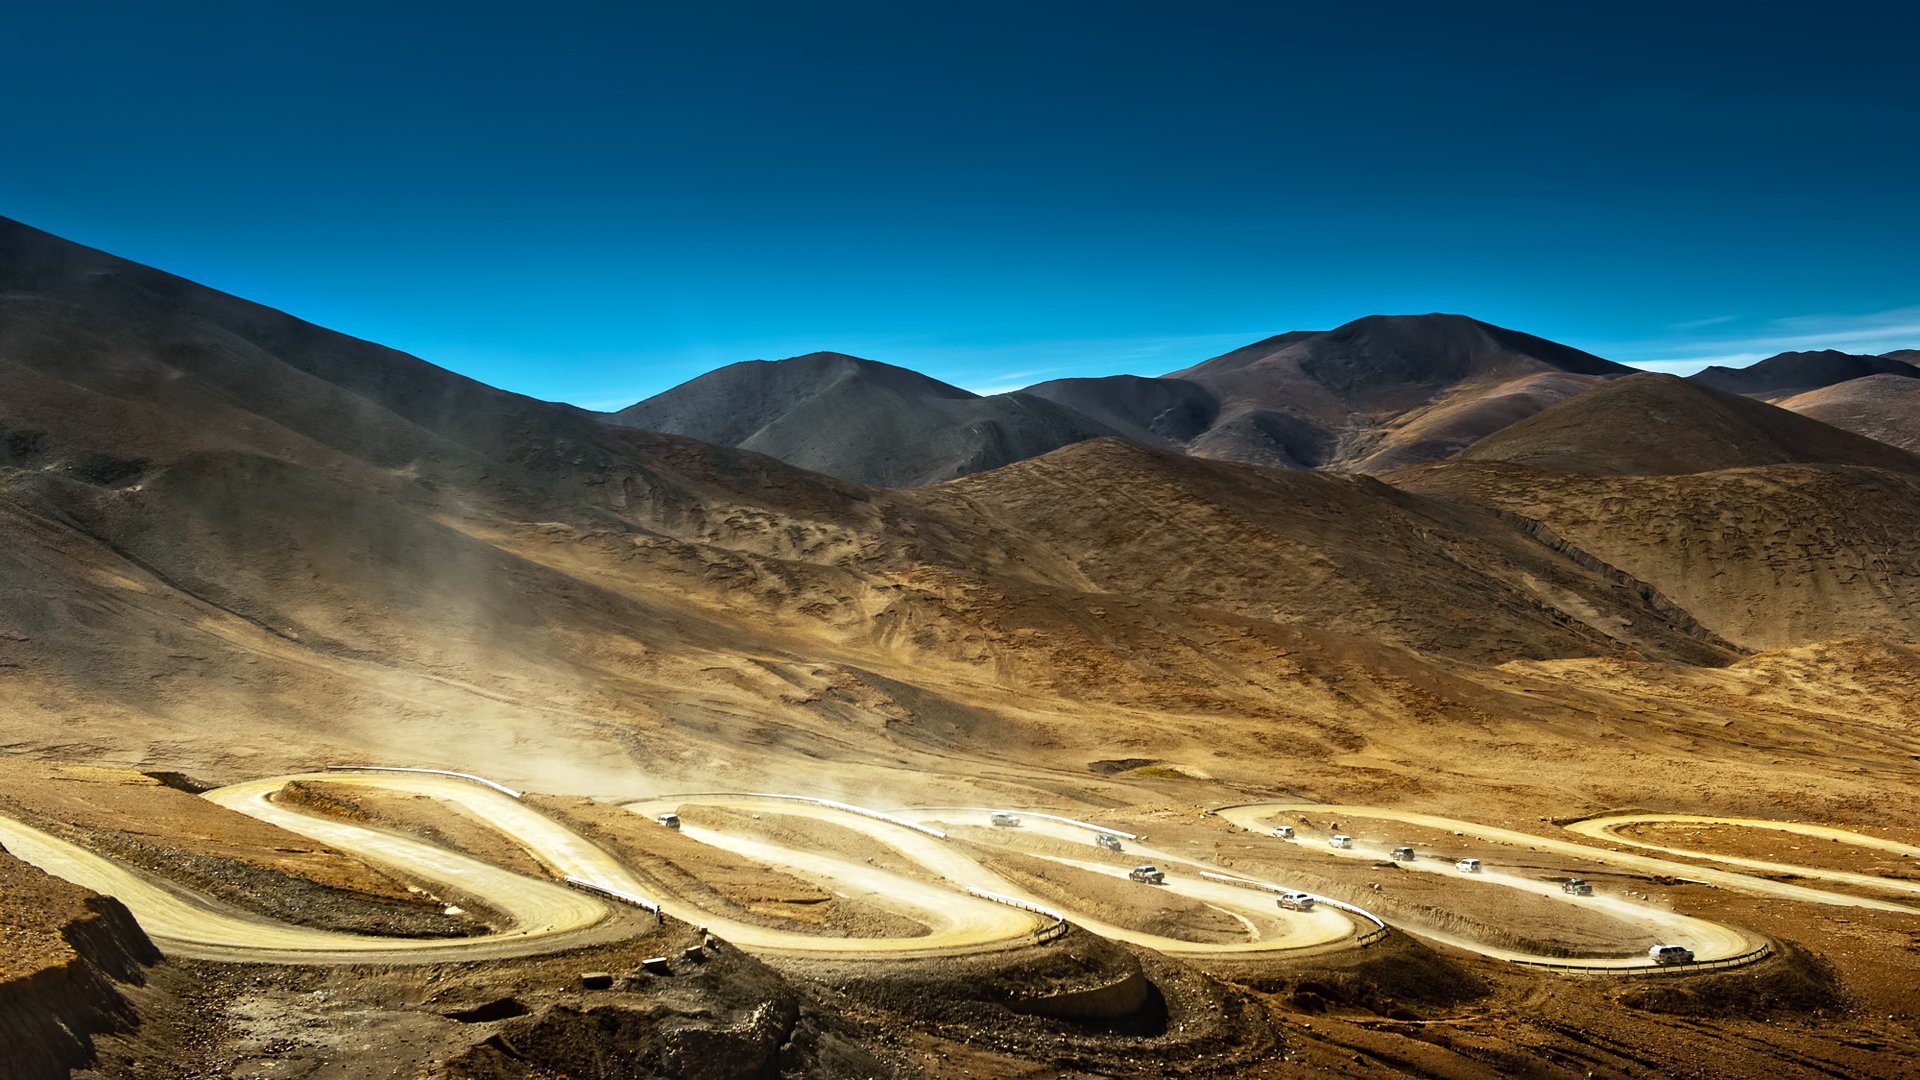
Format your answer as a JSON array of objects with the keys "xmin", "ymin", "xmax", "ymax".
[
  {"xmin": 1670, "ymin": 314, "xmax": 1741, "ymax": 330},
  {"xmin": 1608, "ymin": 305, "xmax": 1920, "ymax": 374}
]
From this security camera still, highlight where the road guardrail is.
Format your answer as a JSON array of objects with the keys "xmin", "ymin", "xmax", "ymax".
[
  {"xmin": 561, "ymin": 875, "xmax": 662, "ymax": 914},
  {"xmin": 966, "ymin": 887, "xmax": 1069, "ymax": 943},
  {"xmin": 326, "ymin": 765, "xmax": 525, "ymax": 800},
  {"xmin": 1510, "ymin": 941, "xmax": 1773, "ymax": 976},
  {"xmin": 1201, "ymin": 870, "xmax": 1391, "ymax": 946}
]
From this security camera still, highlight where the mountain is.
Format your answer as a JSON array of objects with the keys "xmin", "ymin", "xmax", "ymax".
[
  {"xmin": 1451, "ymin": 372, "xmax": 1920, "ymax": 475},
  {"xmin": 1688, "ymin": 349, "xmax": 1920, "ymax": 398},
  {"xmin": 604, "ymin": 353, "xmax": 1125, "ymax": 486},
  {"xmin": 0, "ymin": 214, "xmax": 1768, "ymax": 796},
  {"xmin": 1026, "ymin": 314, "xmax": 1632, "ymax": 473},
  {"xmin": 1778, "ymin": 373, "xmax": 1920, "ymax": 453}
]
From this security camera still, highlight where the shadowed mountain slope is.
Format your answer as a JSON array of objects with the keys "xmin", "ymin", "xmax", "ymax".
[
  {"xmin": 1688, "ymin": 349, "xmax": 1920, "ymax": 398},
  {"xmin": 605, "ymin": 353, "xmax": 1125, "ymax": 486},
  {"xmin": 1452, "ymin": 372, "xmax": 1920, "ymax": 476},
  {"xmin": 1024, "ymin": 315, "xmax": 1630, "ymax": 474}
]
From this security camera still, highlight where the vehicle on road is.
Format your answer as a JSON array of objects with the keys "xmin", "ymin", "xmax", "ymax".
[
  {"xmin": 1390, "ymin": 846, "xmax": 1416, "ymax": 862},
  {"xmin": 990, "ymin": 812, "xmax": 1021, "ymax": 827},
  {"xmin": 1275, "ymin": 891, "xmax": 1315, "ymax": 911},
  {"xmin": 1094, "ymin": 832, "xmax": 1123, "ymax": 852},
  {"xmin": 1649, "ymin": 944, "xmax": 1694, "ymax": 965},
  {"xmin": 1128, "ymin": 864, "xmax": 1165, "ymax": 884},
  {"xmin": 655, "ymin": 813, "xmax": 681, "ymax": 829},
  {"xmin": 1328, "ymin": 834, "xmax": 1353, "ymax": 849},
  {"xmin": 1455, "ymin": 858, "xmax": 1481, "ymax": 873},
  {"xmin": 1272, "ymin": 825, "xmax": 1295, "ymax": 839},
  {"xmin": 1562, "ymin": 878, "xmax": 1593, "ymax": 896}
]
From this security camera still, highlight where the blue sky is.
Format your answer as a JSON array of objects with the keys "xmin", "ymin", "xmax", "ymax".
[{"xmin": 5, "ymin": 2, "xmax": 1916, "ymax": 407}]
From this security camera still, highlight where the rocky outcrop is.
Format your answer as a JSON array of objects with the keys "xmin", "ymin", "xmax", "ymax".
[{"xmin": 0, "ymin": 846, "xmax": 161, "ymax": 1080}]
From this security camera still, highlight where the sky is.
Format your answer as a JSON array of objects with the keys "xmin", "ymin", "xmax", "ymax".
[{"xmin": 5, "ymin": 1, "xmax": 1917, "ymax": 407}]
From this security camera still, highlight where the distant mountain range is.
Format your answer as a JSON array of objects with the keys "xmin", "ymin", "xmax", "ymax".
[
  {"xmin": 1687, "ymin": 349, "xmax": 1920, "ymax": 398},
  {"xmin": 609, "ymin": 317, "xmax": 1920, "ymax": 486}
]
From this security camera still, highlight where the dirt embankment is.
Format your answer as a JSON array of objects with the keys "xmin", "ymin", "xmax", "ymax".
[
  {"xmin": 530, "ymin": 796, "xmax": 928, "ymax": 939},
  {"xmin": 1619, "ymin": 821, "xmax": 1920, "ymax": 882},
  {"xmin": 673, "ymin": 804, "xmax": 933, "ymax": 882},
  {"xmin": 274, "ymin": 780, "xmax": 552, "ymax": 882},
  {"xmin": 0, "ymin": 848, "xmax": 160, "ymax": 1080}
]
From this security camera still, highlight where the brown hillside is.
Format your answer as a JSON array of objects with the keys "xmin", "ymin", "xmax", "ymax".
[
  {"xmin": 1454, "ymin": 372, "xmax": 1920, "ymax": 475},
  {"xmin": 1394, "ymin": 459, "xmax": 1920, "ymax": 650},
  {"xmin": 1778, "ymin": 374, "xmax": 1920, "ymax": 453}
]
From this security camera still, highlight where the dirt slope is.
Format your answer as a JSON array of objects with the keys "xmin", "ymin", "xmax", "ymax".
[{"xmin": 1394, "ymin": 460, "xmax": 1920, "ymax": 650}]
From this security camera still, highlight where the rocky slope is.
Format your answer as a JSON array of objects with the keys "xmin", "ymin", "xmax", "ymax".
[{"xmin": 0, "ymin": 849, "xmax": 159, "ymax": 1080}]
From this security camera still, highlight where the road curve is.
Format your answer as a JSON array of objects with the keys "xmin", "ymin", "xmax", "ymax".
[
  {"xmin": 1564, "ymin": 813, "xmax": 1920, "ymax": 899},
  {"xmin": 0, "ymin": 775, "xmax": 632, "ymax": 962},
  {"xmin": 634, "ymin": 796, "xmax": 1366, "ymax": 959}
]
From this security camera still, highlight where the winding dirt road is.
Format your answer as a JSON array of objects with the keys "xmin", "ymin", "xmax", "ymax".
[
  {"xmin": 630, "ymin": 796, "xmax": 1363, "ymax": 959},
  {"xmin": 4, "ymin": 767, "xmax": 1908, "ymax": 975}
]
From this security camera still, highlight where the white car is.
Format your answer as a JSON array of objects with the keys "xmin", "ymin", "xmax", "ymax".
[
  {"xmin": 1271, "ymin": 825, "xmax": 1295, "ymax": 839},
  {"xmin": 1328, "ymin": 834, "xmax": 1354, "ymax": 849},
  {"xmin": 1275, "ymin": 891, "xmax": 1316, "ymax": 911},
  {"xmin": 1455, "ymin": 858, "xmax": 1481, "ymax": 873},
  {"xmin": 989, "ymin": 812, "xmax": 1021, "ymax": 827},
  {"xmin": 1649, "ymin": 944, "xmax": 1694, "ymax": 965},
  {"xmin": 655, "ymin": 813, "xmax": 681, "ymax": 830}
]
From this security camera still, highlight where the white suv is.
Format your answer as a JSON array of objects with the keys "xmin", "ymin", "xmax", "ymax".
[{"xmin": 1649, "ymin": 944, "xmax": 1694, "ymax": 965}]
